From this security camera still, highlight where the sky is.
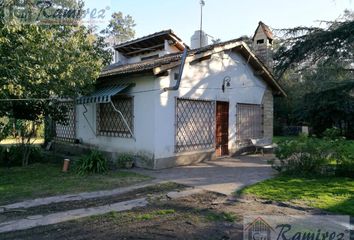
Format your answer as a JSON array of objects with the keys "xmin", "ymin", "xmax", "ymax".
[{"xmin": 87, "ymin": 0, "xmax": 353, "ymax": 44}]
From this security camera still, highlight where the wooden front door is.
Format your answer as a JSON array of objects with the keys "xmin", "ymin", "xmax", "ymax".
[{"xmin": 216, "ymin": 101, "xmax": 229, "ymax": 157}]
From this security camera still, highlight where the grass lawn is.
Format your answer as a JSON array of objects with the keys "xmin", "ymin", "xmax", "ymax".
[
  {"xmin": 0, "ymin": 163, "xmax": 151, "ymax": 205},
  {"xmin": 240, "ymin": 176, "xmax": 354, "ymax": 216}
]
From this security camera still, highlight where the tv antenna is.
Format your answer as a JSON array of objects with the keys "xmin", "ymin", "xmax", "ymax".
[{"xmin": 199, "ymin": 0, "xmax": 205, "ymax": 47}]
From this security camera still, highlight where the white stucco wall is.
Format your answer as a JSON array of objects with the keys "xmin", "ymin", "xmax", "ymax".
[
  {"xmin": 75, "ymin": 49, "xmax": 273, "ymax": 168},
  {"xmin": 154, "ymin": 50, "xmax": 268, "ymax": 160},
  {"xmin": 76, "ymin": 75, "xmax": 156, "ymax": 160}
]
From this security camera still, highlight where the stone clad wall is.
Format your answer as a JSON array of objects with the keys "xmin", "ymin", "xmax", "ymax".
[{"xmin": 262, "ymin": 87, "xmax": 274, "ymax": 141}]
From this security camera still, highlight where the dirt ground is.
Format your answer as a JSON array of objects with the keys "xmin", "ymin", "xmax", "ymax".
[{"xmin": 0, "ymin": 187, "xmax": 322, "ymax": 240}]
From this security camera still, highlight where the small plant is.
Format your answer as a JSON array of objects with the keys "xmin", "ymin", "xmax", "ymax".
[
  {"xmin": 116, "ymin": 153, "xmax": 134, "ymax": 169},
  {"xmin": 75, "ymin": 150, "xmax": 108, "ymax": 175}
]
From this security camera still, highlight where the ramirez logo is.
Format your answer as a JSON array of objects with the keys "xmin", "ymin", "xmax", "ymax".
[
  {"xmin": 244, "ymin": 217, "xmax": 275, "ymax": 240},
  {"xmin": 243, "ymin": 215, "xmax": 350, "ymax": 240}
]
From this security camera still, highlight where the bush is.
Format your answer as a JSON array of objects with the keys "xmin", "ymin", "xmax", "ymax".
[
  {"xmin": 322, "ymin": 127, "xmax": 341, "ymax": 140},
  {"xmin": 272, "ymin": 135, "xmax": 333, "ymax": 176},
  {"xmin": 323, "ymin": 128, "xmax": 354, "ymax": 177},
  {"xmin": 272, "ymin": 132, "xmax": 354, "ymax": 177},
  {"xmin": 116, "ymin": 153, "xmax": 134, "ymax": 169},
  {"xmin": 0, "ymin": 145, "xmax": 44, "ymax": 167},
  {"xmin": 74, "ymin": 150, "xmax": 108, "ymax": 175},
  {"xmin": 331, "ymin": 140, "xmax": 354, "ymax": 177}
]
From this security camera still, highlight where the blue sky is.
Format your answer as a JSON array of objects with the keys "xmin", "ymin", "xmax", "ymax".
[{"xmin": 87, "ymin": 0, "xmax": 353, "ymax": 43}]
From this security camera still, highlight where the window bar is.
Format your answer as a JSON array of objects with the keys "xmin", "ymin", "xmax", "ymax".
[
  {"xmin": 82, "ymin": 103, "xmax": 96, "ymax": 135},
  {"xmin": 110, "ymin": 100, "xmax": 136, "ymax": 141}
]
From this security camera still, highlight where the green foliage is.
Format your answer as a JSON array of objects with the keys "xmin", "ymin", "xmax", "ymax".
[
  {"xmin": 0, "ymin": 117, "xmax": 10, "ymax": 141},
  {"xmin": 116, "ymin": 153, "xmax": 134, "ymax": 169},
  {"xmin": 0, "ymin": 23, "xmax": 110, "ymax": 118},
  {"xmin": 75, "ymin": 151, "xmax": 108, "ymax": 175},
  {"xmin": 272, "ymin": 133, "xmax": 354, "ymax": 177},
  {"xmin": 323, "ymin": 127, "xmax": 341, "ymax": 140},
  {"xmin": 101, "ymin": 11, "xmax": 136, "ymax": 44},
  {"xmin": 0, "ymin": 18, "xmax": 112, "ymax": 166},
  {"xmin": 299, "ymin": 80, "xmax": 354, "ymax": 137},
  {"xmin": 272, "ymin": 135, "xmax": 333, "ymax": 176},
  {"xmin": 273, "ymin": 11, "xmax": 354, "ymax": 138},
  {"xmin": 0, "ymin": 145, "xmax": 44, "ymax": 167},
  {"xmin": 274, "ymin": 10, "xmax": 354, "ymax": 77}
]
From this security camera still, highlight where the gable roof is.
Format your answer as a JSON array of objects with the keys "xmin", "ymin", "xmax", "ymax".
[
  {"xmin": 101, "ymin": 37, "xmax": 245, "ymax": 77},
  {"xmin": 100, "ymin": 37, "xmax": 286, "ymax": 97},
  {"xmin": 252, "ymin": 21, "xmax": 274, "ymax": 41},
  {"xmin": 114, "ymin": 29, "xmax": 188, "ymax": 57}
]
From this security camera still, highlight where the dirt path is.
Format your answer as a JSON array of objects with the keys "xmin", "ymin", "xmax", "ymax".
[
  {"xmin": 0, "ymin": 183, "xmax": 185, "ymax": 223},
  {"xmin": 0, "ymin": 189, "xmax": 321, "ymax": 240}
]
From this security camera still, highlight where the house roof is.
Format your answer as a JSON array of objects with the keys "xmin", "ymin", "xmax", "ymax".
[
  {"xmin": 114, "ymin": 29, "xmax": 188, "ymax": 57},
  {"xmin": 102, "ymin": 37, "xmax": 245, "ymax": 77},
  {"xmin": 252, "ymin": 21, "xmax": 274, "ymax": 41},
  {"xmin": 100, "ymin": 37, "xmax": 286, "ymax": 97}
]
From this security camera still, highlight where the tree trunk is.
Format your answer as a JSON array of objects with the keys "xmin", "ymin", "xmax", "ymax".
[{"xmin": 22, "ymin": 146, "xmax": 31, "ymax": 167}]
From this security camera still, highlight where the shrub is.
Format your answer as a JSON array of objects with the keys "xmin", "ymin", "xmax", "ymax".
[
  {"xmin": 322, "ymin": 128, "xmax": 354, "ymax": 177},
  {"xmin": 272, "ymin": 135, "xmax": 333, "ymax": 176},
  {"xmin": 272, "ymin": 132, "xmax": 354, "ymax": 177},
  {"xmin": 332, "ymin": 140, "xmax": 354, "ymax": 177},
  {"xmin": 0, "ymin": 145, "xmax": 44, "ymax": 168},
  {"xmin": 116, "ymin": 153, "xmax": 134, "ymax": 169},
  {"xmin": 322, "ymin": 127, "xmax": 341, "ymax": 140},
  {"xmin": 75, "ymin": 150, "xmax": 108, "ymax": 175}
]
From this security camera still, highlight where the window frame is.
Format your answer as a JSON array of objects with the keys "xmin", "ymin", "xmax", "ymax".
[
  {"xmin": 96, "ymin": 96, "xmax": 134, "ymax": 138},
  {"xmin": 236, "ymin": 103, "xmax": 264, "ymax": 140},
  {"xmin": 175, "ymin": 97, "xmax": 216, "ymax": 153}
]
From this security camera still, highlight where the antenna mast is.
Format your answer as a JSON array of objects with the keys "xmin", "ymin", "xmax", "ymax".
[{"xmin": 200, "ymin": 0, "xmax": 205, "ymax": 48}]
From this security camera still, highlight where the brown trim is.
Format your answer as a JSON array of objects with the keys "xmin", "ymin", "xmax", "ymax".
[{"xmin": 215, "ymin": 101, "xmax": 229, "ymax": 157}]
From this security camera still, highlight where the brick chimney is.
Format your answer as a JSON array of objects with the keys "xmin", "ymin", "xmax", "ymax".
[{"xmin": 252, "ymin": 21, "xmax": 274, "ymax": 70}]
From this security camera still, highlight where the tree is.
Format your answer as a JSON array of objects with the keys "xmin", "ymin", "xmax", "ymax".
[
  {"xmin": 273, "ymin": 10, "xmax": 354, "ymax": 138},
  {"xmin": 0, "ymin": 21, "xmax": 111, "ymax": 165},
  {"xmin": 101, "ymin": 11, "xmax": 136, "ymax": 44},
  {"xmin": 274, "ymin": 10, "xmax": 354, "ymax": 77}
]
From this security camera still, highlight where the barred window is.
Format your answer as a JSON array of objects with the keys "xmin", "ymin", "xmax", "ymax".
[
  {"xmin": 97, "ymin": 97, "xmax": 134, "ymax": 138},
  {"xmin": 236, "ymin": 104, "xmax": 263, "ymax": 140},
  {"xmin": 55, "ymin": 101, "xmax": 76, "ymax": 143},
  {"xmin": 175, "ymin": 98, "xmax": 215, "ymax": 153}
]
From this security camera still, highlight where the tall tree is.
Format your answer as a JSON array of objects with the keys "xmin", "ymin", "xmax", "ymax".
[
  {"xmin": 273, "ymin": 10, "xmax": 354, "ymax": 138},
  {"xmin": 101, "ymin": 11, "xmax": 136, "ymax": 44},
  {"xmin": 0, "ymin": 0, "xmax": 112, "ymax": 164},
  {"xmin": 274, "ymin": 10, "xmax": 354, "ymax": 77}
]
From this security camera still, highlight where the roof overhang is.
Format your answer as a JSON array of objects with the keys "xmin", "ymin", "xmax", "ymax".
[
  {"xmin": 153, "ymin": 41, "xmax": 286, "ymax": 97},
  {"xmin": 76, "ymin": 84, "xmax": 134, "ymax": 104},
  {"xmin": 114, "ymin": 30, "xmax": 189, "ymax": 57}
]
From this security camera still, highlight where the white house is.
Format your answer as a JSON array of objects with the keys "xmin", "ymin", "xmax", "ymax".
[{"xmin": 54, "ymin": 29, "xmax": 286, "ymax": 169}]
